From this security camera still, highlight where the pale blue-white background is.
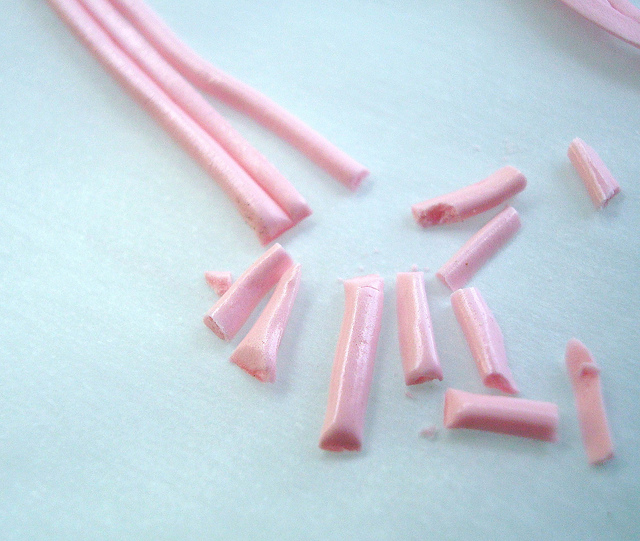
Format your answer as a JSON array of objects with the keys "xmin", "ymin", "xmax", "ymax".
[{"xmin": 1, "ymin": 1, "xmax": 639, "ymax": 539}]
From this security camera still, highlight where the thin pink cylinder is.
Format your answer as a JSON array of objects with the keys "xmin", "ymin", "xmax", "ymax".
[
  {"xmin": 396, "ymin": 272, "xmax": 442, "ymax": 385},
  {"xmin": 319, "ymin": 275, "xmax": 384, "ymax": 452},
  {"xmin": 204, "ymin": 271, "xmax": 233, "ymax": 296},
  {"xmin": 412, "ymin": 166, "xmax": 526, "ymax": 227},
  {"xmin": 437, "ymin": 206, "xmax": 521, "ymax": 291},
  {"xmin": 451, "ymin": 288, "xmax": 518, "ymax": 395},
  {"xmin": 568, "ymin": 138, "xmax": 620, "ymax": 209},
  {"xmin": 444, "ymin": 388, "xmax": 559, "ymax": 442},
  {"xmin": 230, "ymin": 264, "xmax": 301, "ymax": 383},
  {"xmin": 203, "ymin": 244, "xmax": 293, "ymax": 341},
  {"xmin": 565, "ymin": 339, "xmax": 614, "ymax": 465},
  {"xmin": 107, "ymin": 0, "xmax": 370, "ymax": 189}
]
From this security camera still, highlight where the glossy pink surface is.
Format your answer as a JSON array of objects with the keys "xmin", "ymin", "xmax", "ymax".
[
  {"xmin": 319, "ymin": 275, "xmax": 384, "ymax": 452},
  {"xmin": 204, "ymin": 272, "xmax": 233, "ymax": 297},
  {"xmin": 568, "ymin": 138, "xmax": 620, "ymax": 209},
  {"xmin": 396, "ymin": 272, "xmax": 442, "ymax": 385}
]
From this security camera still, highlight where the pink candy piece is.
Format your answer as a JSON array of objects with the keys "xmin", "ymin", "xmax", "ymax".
[
  {"xmin": 48, "ymin": 0, "xmax": 293, "ymax": 245},
  {"xmin": 203, "ymin": 244, "xmax": 293, "ymax": 340},
  {"xmin": 451, "ymin": 288, "xmax": 518, "ymax": 395},
  {"xmin": 444, "ymin": 388, "xmax": 559, "ymax": 442},
  {"xmin": 107, "ymin": 0, "xmax": 369, "ymax": 189},
  {"xmin": 568, "ymin": 138, "xmax": 621, "ymax": 209},
  {"xmin": 412, "ymin": 166, "xmax": 526, "ymax": 227},
  {"xmin": 319, "ymin": 275, "xmax": 384, "ymax": 452},
  {"xmin": 396, "ymin": 272, "xmax": 443, "ymax": 385},
  {"xmin": 230, "ymin": 264, "xmax": 301, "ymax": 383},
  {"xmin": 565, "ymin": 339, "xmax": 614, "ymax": 465},
  {"xmin": 437, "ymin": 206, "xmax": 521, "ymax": 291},
  {"xmin": 204, "ymin": 271, "xmax": 233, "ymax": 296}
]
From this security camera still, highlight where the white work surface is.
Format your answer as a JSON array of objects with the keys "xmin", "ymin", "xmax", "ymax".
[{"xmin": 1, "ymin": 1, "xmax": 639, "ymax": 539}]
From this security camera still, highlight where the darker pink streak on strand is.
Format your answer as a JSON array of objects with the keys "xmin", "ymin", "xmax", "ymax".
[
  {"xmin": 567, "ymin": 138, "xmax": 620, "ymax": 209},
  {"xmin": 107, "ymin": 0, "xmax": 369, "ymax": 189},
  {"xmin": 47, "ymin": 0, "xmax": 293, "ymax": 245},
  {"xmin": 319, "ymin": 275, "xmax": 384, "ymax": 452},
  {"xmin": 412, "ymin": 166, "xmax": 526, "ymax": 227},
  {"xmin": 565, "ymin": 339, "xmax": 614, "ymax": 465}
]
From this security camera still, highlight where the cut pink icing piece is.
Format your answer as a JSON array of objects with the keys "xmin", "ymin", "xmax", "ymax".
[
  {"xmin": 204, "ymin": 272, "xmax": 233, "ymax": 296},
  {"xmin": 230, "ymin": 264, "xmax": 301, "ymax": 383},
  {"xmin": 565, "ymin": 339, "xmax": 614, "ymax": 465},
  {"xmin": 451, "ymin": 288, "xmax": 518, "ymax": 395},
  {"xmin": 396, "ymin": 272, "xmax": 443, "ymax": 385},
  {"xmin": 437, "ymin": 206, "xmax": 521, "ymax": 291},
  {"xmin": 47, "ymin": 0, "xmax": 294, "ymax": 245},
  {"xmin": 107, "ymin": 0, "xmax": 369, "ymax": 189},
  {"xmin": 203, "ymin": 244, "xmax": 293, "ymax": 341},
  {"xmin": 319, "ymin": 275, "xmax": 384, "ymax": 452},
  {"xmin": 412, "ymin": 166, "xmax": 526, "ymax": 227},
  {"xmin": 444, "ymin": 388, "xmax": 559, "ymax": 442},
  {"xmin": 567, "ymin": 138, "xmax": 621, "ymax": 209}
]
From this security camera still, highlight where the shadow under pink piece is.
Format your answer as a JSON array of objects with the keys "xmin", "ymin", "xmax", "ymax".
[
  {"xmin": 451, "ymin": 288, "xmax": 518, "ymax": 395},
  {"xmin": 319, "ymin": 275, "xmax": 384, "ymax": 452},
  {"xmin": 568, "ymin": 138, "xmax": 620, "ymax": 209},
  {"xmin": 565, "ymin": 339, "xmax": 614, "ymax": 465},
  {"xmin": 444, "ymin": 388, "xmax": 559, "ymax": 442},
  {"xmin": 412, "ymin": 166, "xmax": 526, "ymax": 227},
  {"xmin": 203, "ymin": 244, "xmax": 293, "ymax": 341},
  {"xmin": 396, "ymin": 272, "xmax": 442, "ymax": 385},
  {"xmin": 230, "ymin": 264, "xmax": 301, "ymax": 383},
  {"xmin": 437, "ymin": 206, "xmax": 521, "ymax": 291}
]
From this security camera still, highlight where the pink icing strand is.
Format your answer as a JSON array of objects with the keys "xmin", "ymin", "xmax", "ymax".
[
  {"xmin": 203, "ymin": 244, "xmax": 293, "ymax": 341},
  {"xmin": 412, "ymin": 166, "xmax": 526, "ymax": 227},
  {"xmin": 230, "ymin": 264, "xmax": 301, "ymax": 383},
  {"xmin": 319, "ymin": 275, "xmax": 384, "ymax": 452},
  {"xmin": 437, "ymin": 206, "xmax": 521, "ymax": 291},
  {"xmin": 608, "ymin": 0, "xmax": 640, "ymax": 24},
  {"xmin": 565, "ymin": 339, "xmax": 614, "ymax": 465},
  {"xmin": 567, "ymin": 138, "xmax": 620, "ymax": 209},
  {"xmin": 204, "ymin": 271, "xmax": 233, "ymax": 296},
  {"xmin": 396, "ymin": 272, "xmax": 443, "ymax": 385},
  {"xmin": 444, "ymin": 388, "xmax": 559, "ymax": 441},
  {"xmin": 451, "ymin": 287, "xmax": 518, "ymax": 395},
  {"xmin": 79, "ymin": 0, "xmax": 311, "ymax": 224},
  {"xmin": 106, "ymin": 0, "xmax": 369, "ymax": 189},
  {"xmin": 47, "ymin": 0, "xmax": 293, "ymax": 245}
]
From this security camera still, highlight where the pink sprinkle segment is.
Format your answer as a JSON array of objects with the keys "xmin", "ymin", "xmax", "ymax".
[
  {"xmin": 396, "ymin": 272, "xmax": 443, "ymax": 385},
  {"xmin": 47, "ymin": 0, "xmax": 293, "ymax": 245},
  {"xmin": 230, "ymin": 264, "xmax": 301, "ymax": 383},
  {"xmin": 79, "ymin": 0, "xmax": 311, "ymax": 224},
  {"xmin": 565, "ymin": 339, "xmax": 614, "ymax": 465},
  {"xmin": 451, "ymin": 287, "xmax": 518, "ymax": 395},
  {"xmin": 204, "ymin": 271, "xmax": 233, "ymax": 296},
  {"xmin": 412, "ymin": 166, "xmax": 526, "ymax": 227},
  {"xmin": 107, "ymin": 0, "xmax": 370, "ymax": 189},
  {"xmin": 319, "ymin": 275, "xmax": 384, "ymax": 452},
  {"xmin": 437, "ymin": 206, "xmax": 521, "ymax": 291},
  {"xmin": 567, "ymin": 138, "xmax": 620, "ymax": 209},
  {"xmin": 558, "ymin": 0, "xmax": 640, "ymax": 49},
  {"xmin": 203, "ymin": 244, "xmax": 293, "ymax": 341},
  {"xmin": 444, "ymin": 388, "xmax": 559, "ymax": 442}
]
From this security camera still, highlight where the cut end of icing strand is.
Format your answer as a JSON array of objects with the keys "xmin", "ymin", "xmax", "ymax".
[
  {"xmin": 319, "ymin": 424, "xmax": 362, "ymax": 452},
  {"xmin": 230, "ymin": 348, "xmax": 275, "ymax": 383},
  {"xmin": 413, "ymin": 202, "xmax": 458, "ymax": 227},
  {"xmin": 406, "ymin": 367, "xmax": 443, "ymax": 385},
  {"xmin": 568, "ymin": 138, "xmax": 620, "ymax": 209},
  {"xmin": 346, "ymin": 167, "xmax": 370, "ymax": 191},
  {"xmin": 203, "ymin": 314, "xmax": 229, "ymax": 341},
  {"xmin": 484, "ymin": 373, "xmax": 519, "ymax": 395}
]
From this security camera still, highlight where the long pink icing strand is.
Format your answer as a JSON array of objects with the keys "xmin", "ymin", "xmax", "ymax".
[
  {"xmin": 565, "ymin": 339, "xmax": 614, "ymax": 465},
  {"xmin": 437, "ymin": 206, "xmax": 521, "ymax": 291},
  {"xmin": 444, "ymin": 388, "xmax": 559, "ymax": 442},
  {"xmin": 204, "ymin": 271, "xmax": 233, "ymax": 296},
  {"xmin": 319, "ymin": 275, "xmax": 384, "ymax": 452},
  {"xmin": 567, "ymin": 138, "xmax": 620, "ymax": 209},
  {"xmin": 451, "ymin": 287, "xmax": 519, "ymax": 395},
  {"xmin": 608, "ymin": 0, "xmax": 640, "ymax": 24},
  {"xmin": 78, "ymin": 0, "xmax": 311, "ymax": 224},
  {"xmin": 203, "ymin": 244, "xmax": 293, "ymax": 341},
  {"xmin": 47, "ymin": 0, "xmax": 293, "ymax": 245},
  {"xmin": 106, "ymin": 0, "xmax": 370, "ymax": 189},
  {"xmin": 412, "ymin": 166, "xmax": 526, "ymax": 227},
  {"xmin": 230, "ymin": 264, "xmax": 301, "ymax": 383},
  {"xmin": 396, "ymin": 272, "xmax": 443, "ymax": 385}
]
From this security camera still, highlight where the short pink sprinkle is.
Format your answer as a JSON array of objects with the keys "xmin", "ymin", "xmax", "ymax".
[
  {"xmin": 568, "ymin": 138, "xmax": 620, "ymax": 209},
  {"xmin": 565, "ymin": 339, "xmax": 614, "ymax": 465},
  {"xmin": 204, "ymin": 271, "xmax": 233, "ymax": 296}
]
